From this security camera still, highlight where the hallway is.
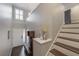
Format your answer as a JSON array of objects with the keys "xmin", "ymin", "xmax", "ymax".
[{"xmin": 0, "ymin": 3, "xmax": 79, "ymax": 56}]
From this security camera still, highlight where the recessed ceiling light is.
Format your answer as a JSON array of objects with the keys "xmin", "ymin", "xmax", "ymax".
[{"xmin": 28, "ymin": 13, "xmax": 31, "ymax": 16}]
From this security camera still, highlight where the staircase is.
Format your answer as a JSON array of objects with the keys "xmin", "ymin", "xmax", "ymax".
[{"xmin": 47, "ymin": 23, "xmax": 79, "ymax": 56}]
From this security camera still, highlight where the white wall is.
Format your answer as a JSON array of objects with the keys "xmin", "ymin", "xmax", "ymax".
[
  {"xmin": 71, "ymin": 5, "xmax": 79, "ymax": 22},
  {"xmin": 0, "ymin": 28, "xmax": 12, "ymax": 56},
  {"xmin": 0, "ymin": 17, "xmax": 12, "ymax": 55},
  {"xmin": 0, "ymin": 4, "xmax": 12, "ymax": 56},
  {"xmin": 26, "ymin": 10, "xmax": 42, "ymax": 37},
  {"xmin": 26, "ymin": 3, "xmax": 64, "ymax": 40},
  {"xmin": 51, "ymin": 5, "xmax": 64, "ymax": 40}
]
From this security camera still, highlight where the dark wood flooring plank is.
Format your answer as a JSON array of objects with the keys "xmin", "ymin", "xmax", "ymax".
[
  {"xmin": 11, "ymin": 45, "xmax": 26, "ymax": 56},
  {"xmin": 50, "ymin": 49, "xmax": 67, "ymax": 56},
  {"xmin": 55, "ymin": 42, "xmax": 79, "ymax": 54}
]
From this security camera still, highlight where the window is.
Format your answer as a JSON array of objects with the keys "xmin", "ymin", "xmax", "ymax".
[{"xmin": 15, "ymin": 8, "xmax": 23, "ymax": 20}]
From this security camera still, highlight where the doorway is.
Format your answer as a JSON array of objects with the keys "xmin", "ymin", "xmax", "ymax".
[{"xmin": 25, "ymin": 30, "xmax": 35, "ymax": 56}]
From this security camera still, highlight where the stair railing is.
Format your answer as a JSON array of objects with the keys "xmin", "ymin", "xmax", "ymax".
[{"xmin": 45, "ymin": 23, "xmax": 64, "ymax": 56}]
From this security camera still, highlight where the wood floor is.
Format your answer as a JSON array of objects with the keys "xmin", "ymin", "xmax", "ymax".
[{"xmin": 11, "ymin": 45, "xmax": 29, "ymax": 56}]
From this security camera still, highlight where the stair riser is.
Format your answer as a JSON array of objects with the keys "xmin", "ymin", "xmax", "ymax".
[
  {"xmin": 58, "ymin": 33, "xmax": 79, "ymax": 40},
  {"xmin": 63, "ymin": 24, "xmax": 79, "ymax": 28},
  {"xmin": 61, "ymin": 29, "xmax": 79, "ymax": 33},
  {"xmin": 55, "ymin": 42, "xmax": 79, "ymax": 54},
  {"xmin": 72, "ymin": 20, "xmax": 79, "ymax": 23},
  {"xmin": 56, "ymin": 38, "xmax": 79, "ymax": 49},
  {"xmin": 53, "ymin": 45, "xmax": 79, "ymax": 56}
]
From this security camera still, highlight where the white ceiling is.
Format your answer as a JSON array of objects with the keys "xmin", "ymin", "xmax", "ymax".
[
  {"xmin": 8, "ymin": 3, "xmax": 79, "ymax": 12},
  {"xmin": 12, "ymin": 3, "xmax": 79, "ymax": 12},
  {"xmin": 12, "ymin": 3, "xmax": 40, "ymax": 12},
  {"xmin": 62, "ymin": 3, "xmax": 79, "ymax": 10}
]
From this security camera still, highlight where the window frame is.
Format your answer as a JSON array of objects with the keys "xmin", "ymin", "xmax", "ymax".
[{"xmin": 15, "ymin": 8, "xmax": 24, "ymax": 20}]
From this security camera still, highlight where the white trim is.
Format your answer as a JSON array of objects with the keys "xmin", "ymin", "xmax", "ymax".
[
  {"xmin": 9, "ymin": 48, "xmax": 12, "ymax": 56},
  {"xmin": 45, "ymin": 24, "xmax": 64, "ymax": 56},
  {"xmin": 31, "ymin": 3, "xmax": 40, "ymax": 14}
]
